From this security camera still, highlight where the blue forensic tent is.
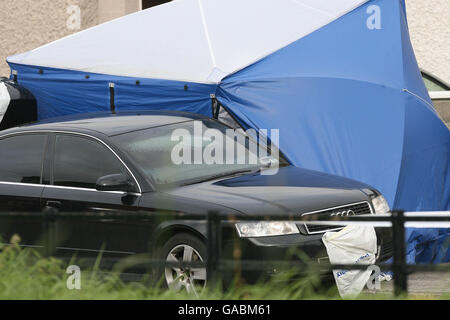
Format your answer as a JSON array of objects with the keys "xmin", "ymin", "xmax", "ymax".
[{"xmin": 6, "ymin": 0, "xmax": 450, "ymax": 262}]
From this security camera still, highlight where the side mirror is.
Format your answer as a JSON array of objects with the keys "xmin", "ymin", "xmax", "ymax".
[{"xmin": 96, "ymin": 174, "xmax": 134, "ymax": 193}]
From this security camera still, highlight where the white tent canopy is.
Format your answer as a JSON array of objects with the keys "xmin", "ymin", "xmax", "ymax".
[{"xmin": 8, "ymin": 0, "xmax": 367, "ymax": 84}]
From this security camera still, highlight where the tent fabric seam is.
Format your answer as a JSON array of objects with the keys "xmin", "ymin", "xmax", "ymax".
[
  {"xmin": 197, "ymin": 0, "xmax": 217, "ymax": 69},
  {"xmin": 7, "ymin": 62, "xmax": 220, "ymax": 86},
  {"xmin": 222, "ymin": 75, "xmax": 406, "ymax": 95},
  {"xmin": 291, "ymin": 0, "xmax": 336, "ymax": 18}
]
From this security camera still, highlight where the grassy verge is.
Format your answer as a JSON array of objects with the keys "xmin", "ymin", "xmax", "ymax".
[{"xmin": 0, "ymin": 242, "xmax": 447, "ymax": 300}]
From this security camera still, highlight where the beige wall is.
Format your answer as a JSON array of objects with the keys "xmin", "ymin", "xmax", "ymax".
[
  {"xmin": 0, "ymin": 0, "xmax": 146, "ymax": 77},
  {"xmin": 98, "ymin": 0, "xmax": 141, "ymax": 24},
  {"xmin": 0, "ymin": 0, "xmax": 449, "ymax": 84},
  {"xmin": 406, "ymin": 0, "xmax": 450, "ymax": 84},
  {"xmin": 0, "ymin": 0, "xmax": 98, "ymax": 77}
]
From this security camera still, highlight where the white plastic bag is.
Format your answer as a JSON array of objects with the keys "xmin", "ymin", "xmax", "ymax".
[{"xmin": 322, "ymin": 225, "xmax": 377, "ymax": 298}]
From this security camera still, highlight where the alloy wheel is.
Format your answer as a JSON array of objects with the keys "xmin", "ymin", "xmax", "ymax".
[{"xmin": 165, "ymin": 244, "xmax": 207, "ymax": 296}]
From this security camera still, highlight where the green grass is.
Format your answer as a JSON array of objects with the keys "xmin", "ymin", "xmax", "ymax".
[
  {"xmin": 0, "ymin": 241, "xmax": 447, "ymax": 300},
  {"xmin": 0, "ymin": 244, "xmax": 332, "ymax": 299}
]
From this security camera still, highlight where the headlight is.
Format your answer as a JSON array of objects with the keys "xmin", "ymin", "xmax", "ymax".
[
  {"xmin": 235, "ymin": 221, "xmax": 299, "ymax": 238},
  {"xmin": 372, "ymin": 194, "xmax": 390, "ymax": 214}
]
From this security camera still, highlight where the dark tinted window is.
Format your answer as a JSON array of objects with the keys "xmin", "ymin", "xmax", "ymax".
[
  {"xmin": 422, "ymin": 72, "xmax": 450, "ymax": 91},
  {"xmin": 142, "ymin": 0, "xmax": 171, "ymax": 10},
  {"xmin": 0, "ymin": 134, "xmax": 46, "ymax": 184},
  {"xmin": 53, "ymin": 135, "xmax": 127, "ymax": 189}
]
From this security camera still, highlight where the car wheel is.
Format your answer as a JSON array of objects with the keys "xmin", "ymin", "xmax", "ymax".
[{"xmin": 159, "ymin": 233, "xmax": 207, "ymax": 296}]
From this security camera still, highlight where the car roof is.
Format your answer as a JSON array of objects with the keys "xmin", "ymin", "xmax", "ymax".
[{"xmin": 0, "ymin": 110, "xmax": 211, "ymax": 136}]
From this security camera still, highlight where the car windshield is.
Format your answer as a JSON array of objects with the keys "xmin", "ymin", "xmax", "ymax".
[{"xmin": 112, "ymin": 119, "xmax": 282, "ymax": 187}]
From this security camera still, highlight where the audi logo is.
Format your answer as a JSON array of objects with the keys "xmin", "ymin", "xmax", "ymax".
[{"xmin": 330, "ymin": 210, "xmax": 356, "ymax": 217}]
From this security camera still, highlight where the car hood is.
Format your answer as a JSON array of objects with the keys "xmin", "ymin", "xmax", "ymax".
[{"xmin": 162, "ymin": 166, "xmax": 373, "ymax": 216}]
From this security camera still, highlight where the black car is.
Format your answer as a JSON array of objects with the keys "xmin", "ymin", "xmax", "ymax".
[{"xmin": 0, "ymin": 111, "xmax": 392, "ymax": 293}]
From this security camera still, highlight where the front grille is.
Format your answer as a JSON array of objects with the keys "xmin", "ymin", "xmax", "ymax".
[
  {"xmin": 378, "ymin": 241, "xmax": 393, "ymax": 261},
  {"xmin": 302, "ymin": 202, "xmax": 372, "ymax": 234}
]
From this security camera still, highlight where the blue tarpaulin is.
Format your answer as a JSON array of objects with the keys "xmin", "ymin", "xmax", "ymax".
[{"xmin": 6, "ymin": 0, "xmax": 449, "ymax": 262}]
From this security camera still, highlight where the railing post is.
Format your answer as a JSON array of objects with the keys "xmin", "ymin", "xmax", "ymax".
[
  {"xmin": 42, "ymin": 206, "xmax": 58, "ymax": 258},
  {"xmin": 392, "ymin": 210, "xmax": 407, "ymax": 296},
  {"xmin": 206, "ymin": 211, "xmax": 221, "ymax": 289}
]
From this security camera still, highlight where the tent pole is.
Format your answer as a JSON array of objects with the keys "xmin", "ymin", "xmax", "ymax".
[
  {"xmin": 109, "ymin": 82, "xmax": 116, "ymax": 114},
  {"xmin": 210, "ymin": 94, "xmax": 219, "ymax": 119}
]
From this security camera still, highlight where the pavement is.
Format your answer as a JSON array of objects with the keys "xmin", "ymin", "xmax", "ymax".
[
  {"xmin": 365, "ymin": 268, "xmax": 450, "ymax": 297},
  {"xmin": 92, "ymin": 269, "xmax": 450, "ymax": 298}
]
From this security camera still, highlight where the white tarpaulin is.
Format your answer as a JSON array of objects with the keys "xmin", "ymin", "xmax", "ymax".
[
  {"xmin": 322, "ymin": 225, "xmax": 378, "ymax": 298},
  {"xmin": 7, "ymin": 0, "xmax": 367, "ymax": 83}
]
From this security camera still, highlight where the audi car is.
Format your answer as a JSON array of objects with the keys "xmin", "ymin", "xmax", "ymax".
[{"xmin": 0, "ymin": 111, "xmax": 392, "ymax": 294}]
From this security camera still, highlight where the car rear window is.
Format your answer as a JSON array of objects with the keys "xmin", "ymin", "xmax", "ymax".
[{"xmin": 0, "ymin": 134, "xmax": 47, "ymax": 184}]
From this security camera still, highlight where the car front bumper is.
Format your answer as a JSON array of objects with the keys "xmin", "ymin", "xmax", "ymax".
[{"xmin": 221, "ymin": 227, "xmax": 393, "ymax": 283}]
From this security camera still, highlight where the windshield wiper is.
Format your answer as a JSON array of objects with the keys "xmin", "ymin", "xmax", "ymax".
[{"xmin": 181, "ymin": 168, "xmax": 258, "ymax": 186}]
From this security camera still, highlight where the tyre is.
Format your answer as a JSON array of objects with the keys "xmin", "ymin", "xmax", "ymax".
[{"xmin": 157, "ymin": 233, "xmax": 207, "ymax": 296}]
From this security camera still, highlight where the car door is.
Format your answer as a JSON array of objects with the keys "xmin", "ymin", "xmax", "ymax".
[
  {"xmin": 0, "ymin": 133, "xmax": 48, "ymax": 250},
  {"xmin": 41, "ymin": 133, "xmax": 142, "ymax": 266}
]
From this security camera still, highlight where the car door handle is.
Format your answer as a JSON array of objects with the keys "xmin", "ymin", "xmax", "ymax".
[{"xmin": 46, "ymin": 200, "xmax": 62, "ymax": 209}]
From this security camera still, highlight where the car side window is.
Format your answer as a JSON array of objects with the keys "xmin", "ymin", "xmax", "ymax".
[
  {"xmin": 0, "ymin": 134, "xmax": 47, "ymax": 184},
  {"xmin": 53, "ymin": 134, "xmax": 128, "ymax": 189}
]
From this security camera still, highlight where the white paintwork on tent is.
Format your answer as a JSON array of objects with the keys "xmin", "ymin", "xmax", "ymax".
[
  {"xmin": 0, "ymin": 82, "xmax": 11, "ymax": 124},
  {"xmin": 8, "ymin": 0, "xmax": 368, "ymax": 84}
]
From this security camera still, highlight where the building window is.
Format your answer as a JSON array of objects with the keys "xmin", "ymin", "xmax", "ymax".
[
  {"xmin": 422, "ymin": 71, "xmax": 450, "ymax": 92},
  {"xmin": 142, "ymin": 0, "xmax": 172, "ymax": 10}
]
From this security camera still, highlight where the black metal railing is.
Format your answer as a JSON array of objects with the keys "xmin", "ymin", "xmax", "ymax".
[{"xmin": 1, "ymin": 208, "xmax": 449, "ymax": 297}]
